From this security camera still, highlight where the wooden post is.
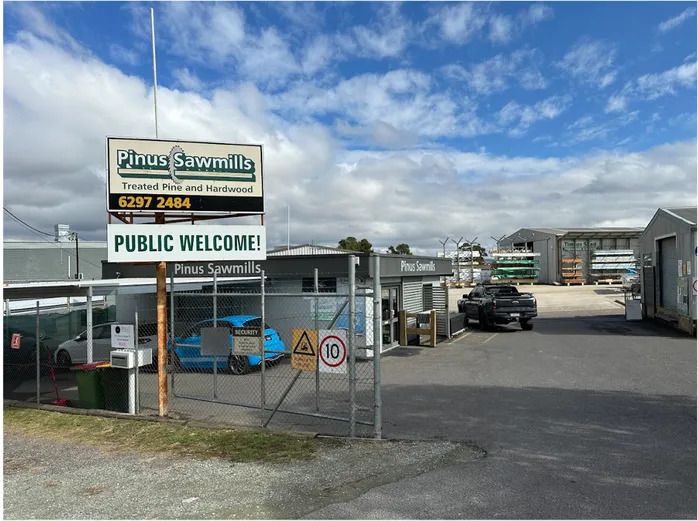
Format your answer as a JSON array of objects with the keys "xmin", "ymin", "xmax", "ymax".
[
  {"xmin": 430, "ymin": 309, "xmax": 437, "ymax": 347},
  {"xmin": 399, "ymin": 310, "xmax": 407, "ymax": 346},
  {"xmin": 157, "ymin": 260, "xmax": 167, "ymax": 416},
  {"xmin": 156, "ymin": 213, "xmax": 168, "ymax": 417}
]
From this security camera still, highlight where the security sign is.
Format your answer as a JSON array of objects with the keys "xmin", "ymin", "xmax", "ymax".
[
  {"xmin": 291, "ymin": 329, "xmax": 317, "ymax": 372},
  {"xmin": 319, "ymin": 330, "xmax": 347, "ymax": 374}
]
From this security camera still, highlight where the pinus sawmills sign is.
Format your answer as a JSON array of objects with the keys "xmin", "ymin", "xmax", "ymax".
[{"xmin": 107, "ymin": 137, "xmax": 264, "ymax": 214}]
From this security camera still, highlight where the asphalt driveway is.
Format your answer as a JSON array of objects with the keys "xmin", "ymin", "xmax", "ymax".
[{"xmin": 307, "ymin": 313, "xmax": 696, "ymax": 518}]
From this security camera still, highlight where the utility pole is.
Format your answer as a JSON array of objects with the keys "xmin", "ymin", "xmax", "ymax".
[
  {"xmin": 438, "ymin": 236, "xmax": 450, "ymax": 258},
  {"xmin": 451, "ymin": 237, "xmax": 464, "ymax": 283},
  {"xmin": 69, "ymin": 232, "xmax": 80, "ymax": 279},
  {"xmin": 490, "ymin": 234, "xmax": 507, "ymax": 253}
]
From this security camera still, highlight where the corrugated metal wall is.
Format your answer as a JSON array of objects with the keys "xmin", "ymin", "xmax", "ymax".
[
  {"xmin": 402, "ymin": 280, "xmax": 423, "ymax": 313},
  {"xmin": 658, "ymin": 236, "xmax": 678, "ymax": 311}
]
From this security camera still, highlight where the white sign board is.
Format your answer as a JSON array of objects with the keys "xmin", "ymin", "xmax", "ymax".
[
  {"xmin": 318, "ymin": 330, "xmax": 347, "ymax": 374},
  {"xmin": 108, "ymin": 224, "xmax": 266, "ymax": 262},
  {"xmin": 233, "ymin": 327, "xmax": 262, "ymax": 355},
  {"xmin": 111, "ymin": 324, "xmax": 135, "ymax": 349},
  {"xmin": 107, "ymin": 137, "xmax": 263, "ymax": 214}
]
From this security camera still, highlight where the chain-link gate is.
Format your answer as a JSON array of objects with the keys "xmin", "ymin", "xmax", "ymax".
[{"xmin": 137, "ymin": 255, "xmax": 383, "ymax": 437}]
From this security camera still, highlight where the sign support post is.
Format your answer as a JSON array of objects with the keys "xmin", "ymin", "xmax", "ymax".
[
  {"xmin": 348, "ymin": 255, "xmax": 356, "ymax": 437},
  {"xmin": 314, "ymin": 268, "xmax": 320, "ymax": 412},
  {"xmin": 35, "ymin": 301, "xmax": 40, "ymax": 405}
]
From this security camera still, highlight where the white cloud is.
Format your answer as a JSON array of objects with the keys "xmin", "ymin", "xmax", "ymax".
[
  {"xmin": 557, "ymin": 38, "xmax": 617, "ymax": 88},
  {"xmin": 430, "ymin": 3, "xmax": 487, "ymax": 44},
  {"xmin": 634, "ymin": 62, "xmax": 697, "ymax": 99},
  {"xmin": 497, "ymin": 96, "xmax": 570, "ymax": 137},
  {"xmin": 608, "ymin": 61, "xmax": 697, "ymax": 111},
  {"xmin": 347, "ymin": 5, "xmax": 411, "ymax": 58},
  {"xmin": 605, "ymin": 94, "xmax": 627, "ymax": 113},
  {"xmin": 4, "ymin": 17, "xmax": 695, "ymax": 254},
  {"xmin": 172, "ymin": 68, "xmax": 204, "ymax": 91},
  {"xmin": 658, "ymin": 6, "xmax": 696, "ymax": 33},
  {"xmin": 108, "ymin": 44, "xmax": 140, "ymax": 67},
  {"xmin": 444, "ymin": 49, "xmax": 546, "ymax": 95},
  {"xmin": 488, "ymin": 15, "xmax": 514, "ymax": 44}
]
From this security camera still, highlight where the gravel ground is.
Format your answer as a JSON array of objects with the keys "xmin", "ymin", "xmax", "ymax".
[{"xmin": 3, "ymin": 425, "xmax": 482, "ymax": 519}]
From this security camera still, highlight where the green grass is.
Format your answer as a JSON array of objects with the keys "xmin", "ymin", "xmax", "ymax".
[{"xmin": 4, "ymin": 407, "xmax": 325, "ymax": 463}]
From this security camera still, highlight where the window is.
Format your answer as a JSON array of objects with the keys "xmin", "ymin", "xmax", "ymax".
[
  {"xmin": 242, "ymin": 318, "xmax": 271, "ymax": 329},
  {"xmin": 302, "ymin": 277, "xmax": 337, "ymax": 293}
]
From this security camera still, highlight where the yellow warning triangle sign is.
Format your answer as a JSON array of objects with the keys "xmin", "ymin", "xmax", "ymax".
[{"xmin": 293, "ymin": 330, "xmax": 315, "ymax": 356}]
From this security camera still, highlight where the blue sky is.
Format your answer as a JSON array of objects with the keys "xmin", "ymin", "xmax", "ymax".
[{"xmin": 3, "ymin": 2, "xmax": 697, "ymax": 252}]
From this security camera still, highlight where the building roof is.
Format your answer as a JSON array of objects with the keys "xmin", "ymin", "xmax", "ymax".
[
  {"xmin": 662, "ymin": 207, "xmax": 696, "ymax": 226},
  {"xmin": 4, "ymin": 240, "xmax": 107, "ymax": 249},
  {"xmin": 267, "ymin": 244, "xmax": 355, "ymax": 256},
  {"xmin": 508, "ymin": 227, "xmax": 644, "ymax": 240}
]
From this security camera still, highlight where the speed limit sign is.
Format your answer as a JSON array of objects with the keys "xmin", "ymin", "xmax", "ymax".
[{"xmin": 318, "ymin": 330, "xmax": 347, "ymax": 374}]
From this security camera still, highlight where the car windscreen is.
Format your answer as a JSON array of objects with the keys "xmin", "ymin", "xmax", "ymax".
[
  {"xmin": 487, "ymin": 286, "xmax": 520, "ymax": 296},
  {"xmin": 243, "ymin": 318, "xmax": 271, "ymax": 329}
]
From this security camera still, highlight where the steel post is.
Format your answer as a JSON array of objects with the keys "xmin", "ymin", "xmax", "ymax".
[
  {"xmin": 35, "ymin": 301, "xmax": 40, "ymax": 405},
  {"xmin": 213, "ymin": 272, "xmax": 218, "ymax": 400},
  {"xmin": 86, "ymin": 286, "xmax": 93, "ymax": 363},
  {"xmin": 372, "ymin": 255, "xmax": 383, "ymax": 439},
  {"xmin": 314, "ymin": 268, "xmax": 319, "ymax": 412},
  {"xmin": 260, "ymin": 270, "xmax": 266, "ymax": 413},
  {"xmin": 348, "ymin": 255, "xmax": 356, "ymax": 437}
]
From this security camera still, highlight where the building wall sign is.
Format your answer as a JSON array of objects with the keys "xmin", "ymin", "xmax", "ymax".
[
  {"xmin": 107, "ymin": 224, "xmax": 266, "ymax": 262},
  {"xmin": 107, "ymin": 137, "xmax": 263, "ymax": 214},
  {"xmin": 400, "ymin": 260, "xmax": 436, "ymax": 272}
]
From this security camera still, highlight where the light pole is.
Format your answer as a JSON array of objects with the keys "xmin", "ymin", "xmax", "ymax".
[
  {"xmin": 451, "ymin": 237, "xmax": 464, "ymax": 283},
  {"xmin": 69, "ymin": 232, "xmax": 80, "ymax": 280}
]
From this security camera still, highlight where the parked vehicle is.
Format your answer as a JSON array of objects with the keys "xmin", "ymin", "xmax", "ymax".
[
  {"xmin": 172, "ymin": 315, "xmax": 286, "ymax": 375},
  {"xmin": 53, "ymin": 322, "xmax": 156, "ymax": 367},
  {"xmin": 458, "ymin": 284, "xmax": 537, "ymax": 330},
  {"xmin": 4, "ymin": 327, "xmax": 50, "ymax": 375}
]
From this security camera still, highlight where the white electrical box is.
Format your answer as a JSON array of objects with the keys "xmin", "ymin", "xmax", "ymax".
[{"xmin": 110, "ymin": 348, "xmax": 153, "ymax": 369}]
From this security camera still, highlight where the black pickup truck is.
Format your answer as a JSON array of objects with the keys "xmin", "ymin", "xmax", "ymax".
[{"xmin": 458, "ymin": 284, "xmax": 537, "ymax": 330}]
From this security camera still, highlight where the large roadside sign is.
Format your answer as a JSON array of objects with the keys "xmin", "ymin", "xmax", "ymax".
[
  {"xmin": 107, "ymin": 223, "xmax": 266, "ymax": 262},
  {"xmin": 106, "ymin": 137, "xmax": 263, "ymax": 214}
]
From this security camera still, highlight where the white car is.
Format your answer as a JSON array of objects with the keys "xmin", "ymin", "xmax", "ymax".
[{"xmin": 53, "ymin": 322, "xmax": 156, "ymax": 367}]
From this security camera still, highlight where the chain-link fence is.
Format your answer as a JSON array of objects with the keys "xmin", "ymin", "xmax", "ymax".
[
  {"xmin": 139, "ymin": 261, "xmax": 380, "ymax": 437},
  {"xmin": 5, "ymin": 256, "xmax": 383, "ymax": 437}
]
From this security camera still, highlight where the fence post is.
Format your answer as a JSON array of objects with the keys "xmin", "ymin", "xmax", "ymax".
[
  {"xmin": 169, "ymin": 274, "xmax": 175, "ymax": 393},
  {"xmin": 35, "ymin": 301, "xmax": 40, "ymax": 405},
  {"xmin": 348, "ymin": 255, "xmax": 356, "ymax": 437},
  {"xmin": 260, "ymin": 270, "xmax": 266, "ymax": 414},
  {"xmin": 213, "ymin": 272, "xmax": 218, "ymax": 400},
  {"xmin": 314, "ymin": 267, "xmax": 320, "ymax": 412},
  {"xmin": 372, "ymin": 255, "xmax": 382, "ymax": 439},
  {"xmin": 86, "ymin": 286, "xmax": 93, "ymax": 364},
  {"xmin": 135, "ymin": 309, "xmax": 140, "ymax": 414}
]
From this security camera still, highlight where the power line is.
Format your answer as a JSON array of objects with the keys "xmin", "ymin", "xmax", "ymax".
[
  {"xmin": 3, "ymin": 207, "xmax": 54, "ymax": 237},
  {"xmin": 3, "ymin": 208, "xmax": 102, "ymax": 271}
]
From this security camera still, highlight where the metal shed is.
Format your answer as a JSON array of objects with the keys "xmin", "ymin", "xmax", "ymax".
[
  {"xmin": 639, "ymin": 207, "xmax": 697, "ymax": 334},
  {"xmin": 501, "ymin": 227, "xmax": 644, "ymax": 284}
]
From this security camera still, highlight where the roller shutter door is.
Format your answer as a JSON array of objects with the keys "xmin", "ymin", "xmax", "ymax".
[{"xmin": 658, "ymin": 236, "xmax": 677, "ymax": 311}]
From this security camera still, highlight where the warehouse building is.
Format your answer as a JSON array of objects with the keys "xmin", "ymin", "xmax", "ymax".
[
  {"xmin": 500, "ymin": 227, "xmax": 644, "ymax": 284},
  {"xmin": 639, "ymin": 207, "xmax": 696, "ymax": 335}
]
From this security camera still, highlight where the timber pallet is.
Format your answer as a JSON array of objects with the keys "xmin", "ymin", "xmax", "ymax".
[
  {"xmin": 565, "ymin": 279, "xmax": 586, "ymax": 286},
  {"xmin": 594, "ymin": 280, "xmax": 623, "ymax": 285}
]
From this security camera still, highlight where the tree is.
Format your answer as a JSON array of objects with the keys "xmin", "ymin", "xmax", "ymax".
[
  {"xmin": 387, "ymin": 243, "xmax": 413, "ymax": 255},
  {"xmin": 338, "ymin": 236, "xmax": 373, "ymax": 253}
]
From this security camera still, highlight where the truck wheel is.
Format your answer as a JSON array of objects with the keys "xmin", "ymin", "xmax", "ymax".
[
  {"xmin": 464, "ymin": 315, "xmax": 470, "ymax": 328},
  {"xmin": 520, "ymin": 319, "xmax": 533, "ymax": 331},
  {"xmin": 478, "ymin": 311, "xmax": 490, "ymax": 331}
]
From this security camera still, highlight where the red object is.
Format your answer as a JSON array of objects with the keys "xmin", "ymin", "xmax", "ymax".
[
  {"xmin": 48, "ymin": 366, "xmax": 70, "ymax": 407},
  {"xmin": 10, "ymin": 333, "xmax": 21, "ymax": 349}
]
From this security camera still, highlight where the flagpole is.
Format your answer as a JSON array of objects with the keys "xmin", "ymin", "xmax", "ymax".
[{"xmin": 151, "ymin": 8, "xmax": 159, "ymax": 138}]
